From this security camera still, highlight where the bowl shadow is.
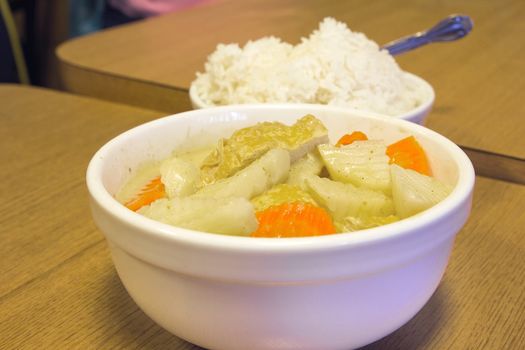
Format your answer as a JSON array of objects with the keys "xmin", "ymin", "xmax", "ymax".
[
  {"xmin": 95, "ymin": 266, "xmax": 204, "ymax": 350},
  {"xmin": 361, "ymin": 282, "xmax": 449, "ymax": 349}
]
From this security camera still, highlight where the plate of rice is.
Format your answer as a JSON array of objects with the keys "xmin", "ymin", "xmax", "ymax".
[{"xmin": 190, "ymin": 17, "xmax": 434, "ymax": 124}]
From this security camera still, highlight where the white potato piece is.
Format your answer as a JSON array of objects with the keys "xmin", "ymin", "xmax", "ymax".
[
  {"xmin": 390, "ymin": 164, "xmax": 452, "ymax": 218},
  {"xmin": 160, "ymin": 157, "xmax": 200, "ymax": 198},
  {"xmin": 287, "ymin": 151, "xmax": 325, "ymax": 190},
  {"xmin": 138, "ymin": 197, "xmax": 257, "ymax": 236},
  {"xmin": 306, "ymin": 175, "xmax": 394, "ymax": 220},
  {"xmin": 318, "ymin": 141, "xmax": 391, "ymax": 193},
  {"xmin": 195, "ymin": 148, "xmax": 290, "ymax": 199}
]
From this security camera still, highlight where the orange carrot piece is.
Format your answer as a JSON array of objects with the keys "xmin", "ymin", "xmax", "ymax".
[
  {"xmin": 251, "ymin": 202, "xmax": 336, "ymax": 238},
  {"xmin": 125, "ymin": 176, "xmax": 166, "ymax": 211},
  {"xmin": 386, "ymin": 136, "xmax": 432, "ymax": 176},
  {"xmin": 336, "ymin": 131, "xmax": 368, "ymax": 147}
]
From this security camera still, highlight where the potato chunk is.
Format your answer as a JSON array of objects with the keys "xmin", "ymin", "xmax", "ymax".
[
  {"xmin": 195, "ymin": 148, "xmax": 290, "ymax": 199},
  {"xmin": 390, "ymin": 164, "xmax": 452, "ymax": 218},
  {"xmin": 160, "ymin": 157, "xmax": 200, "ymax": 198},
  {"xmin": 306, "ymin": 175, "xmax": 394, "ymax": 220},
  {"xmin": 139, "ymin": 197, "xmax": 257, "ymax": 236},
  {"xmin": 318, "ymin": 141, "xmax": 391, "ymax": 193},
  {"xmin": 287, "ymin": 151, "xmax": 324, "ymax": 190}
]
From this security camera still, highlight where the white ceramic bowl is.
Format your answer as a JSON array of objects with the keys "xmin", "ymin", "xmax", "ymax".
[
  {"xmin": 87, "ymin": 104, "xmax": 474, "ymax": 350},
  {"xmin": 189, "ymin": 73, "xmax": 435, "ymax": 125}
]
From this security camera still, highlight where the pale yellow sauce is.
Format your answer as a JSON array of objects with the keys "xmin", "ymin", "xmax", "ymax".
[{"xmin": 116, "ymin": 146, "xmax": 214, "ymax": 205}]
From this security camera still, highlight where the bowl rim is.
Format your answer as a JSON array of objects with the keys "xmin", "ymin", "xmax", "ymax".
[
  {"xmin": 87, "ymin": 104, "xmax": 474, "ymax": 254},
  {"xmin": 189, "ymin": 72, "xmax": 435, "ymax": 121}
]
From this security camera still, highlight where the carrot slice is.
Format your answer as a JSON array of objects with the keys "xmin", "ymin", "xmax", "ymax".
[
  {"xmin": 251, "ymin": 202, "xmax": 336, "ymax": 238},
  {"xmin": 336, "ymin": 131, "xmax": 368, "ymax": 147},
  {"xmin": 125, "ymin": 176, "xmax": 166, "ymax": 211},
  {"xmin": 386, "ymin": 136, "xmax": 431, "ymax": 176}
]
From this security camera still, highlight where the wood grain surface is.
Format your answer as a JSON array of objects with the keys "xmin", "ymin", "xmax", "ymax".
[
  {"xmin": 56, "ymin": 0, "xmax": 525, "ymax": 162},
  {"xmin": 0, "ymin": 85, "xmax": 161, "ymax": 298},
  {"xmin": 1, "ymin": 85, "xmax": 524, "ymax": 349}
]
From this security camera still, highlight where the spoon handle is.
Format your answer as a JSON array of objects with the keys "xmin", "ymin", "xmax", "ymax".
[{"xmin": 382, "ymin": 14, "xmax": 473, "ymax": 56}]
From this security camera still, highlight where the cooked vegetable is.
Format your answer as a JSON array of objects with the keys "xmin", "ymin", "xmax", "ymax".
[
  {"xmin": 336, "ymin": 131, "xmax": 368, "ymax": 146},
  {"xmin": 286, "ymin": 151, "xmax": 324, "ymax": 190},
  {"xmin": 251, "ymin": 184, "xmax": 318, "ymax": 212},
  {"xmin": 251, "ymin": 202, "xmax": 335, "ymax": 238},
  {"xmin": 390, "ymin": 164, "xmax": 451, "ymax": 218},
  {"xmin": 194, "ymin": 148, "xmax": 290, "ymax": 199},
  {"xmin": 318, "ymin": 141, "xmax": 391, "ymax": 193},
  {"xmin": 386, "ymin": 136, "xmax": 431, "ymax": 176},
  {"xmin": 200, "ymin": 115, "xmax": 328, "ymax": 185},
  {"xmin": 139, "ymin": 196, "xmax": 257, "ymax": 235},
  {"xmin": 120, "ymin": 114, "xmax": 453, "ymax": 238},
  {"xmin": 160, "ymin": 157, "xmax": 200, "ymax": 198},
  {"xmin": 306, "ymin": 175, "xmax": 394, "ymax": 220},
  {"xmin": 125, "ymin": 176, "xmax": 166, "ymax": 211}
]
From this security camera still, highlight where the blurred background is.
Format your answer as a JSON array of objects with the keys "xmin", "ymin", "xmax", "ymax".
[
  {"xmin": 1, "ymin": 0, "xmax": 197, "ymax": 88},
  {"xmin": 2, "ymin": 1, "xmax": 94, "ymax": 88}
]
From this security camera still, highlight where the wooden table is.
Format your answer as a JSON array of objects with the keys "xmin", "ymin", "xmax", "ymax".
[
  {"xmin": 56, "ymin": 0, "xmax": 525, "ymax": 169},
  {"xmin": 1, "ymin": 84, "xmax": 524, "ymax": 349}
]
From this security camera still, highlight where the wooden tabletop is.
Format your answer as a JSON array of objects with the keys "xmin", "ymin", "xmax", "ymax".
[
  {"xmin": 1, "ymin": 84, "xmax": 524, "ymax": 349},
  {"xmin": 56, "ymin": 0, "xmax": 525, "ymax": 165}
]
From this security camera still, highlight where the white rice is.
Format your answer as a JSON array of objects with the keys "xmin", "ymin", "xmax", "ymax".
[{"xmin": 192, "ymin": 17, "xmax": 426, "ymax": 116}]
